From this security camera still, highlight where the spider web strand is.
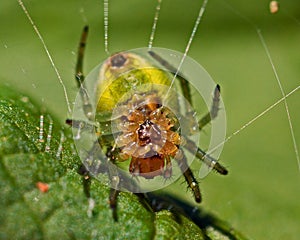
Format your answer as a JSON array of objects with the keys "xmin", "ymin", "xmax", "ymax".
[
  {"xmin": 257, "ymin": 29, "xmax": 300, "ymax": 172},
  {"xmin": 218, "ymin": 1, "xmax": 300, "ymax": 172},
  {"xmin": 164, "ymin": 0, "xmax": 209, "ymax": 101},
  {"xmin": 18, "ymin": 0, "xmax": 72, "ymax": 114},
  {"xmin": 207, "ymin": 85, "xmax": 300, "ymax": 156},
  {"xmin": 104, "ymin": 0, "xmax": 110, "ymax": 55},
  {"xmin": 148, "ymin": 0, "xmax": 162, "ymax": 50}
]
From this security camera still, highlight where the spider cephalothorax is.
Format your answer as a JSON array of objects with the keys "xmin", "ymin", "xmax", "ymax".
[{"xmin": 115, "ymin": 92, "xmax": 181, "ymax": 179}]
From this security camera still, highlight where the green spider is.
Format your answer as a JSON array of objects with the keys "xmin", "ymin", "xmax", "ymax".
[{"xmin": 67, "ymin": 26, "xmax": 228, "ymax": 221}]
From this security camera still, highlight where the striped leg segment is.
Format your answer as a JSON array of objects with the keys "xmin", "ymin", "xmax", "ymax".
[
  {"xmin": 174, "ymin": 151, "xmax": 201, "ymax": 203},
  {"xmin": 75, "ymin": 26, "xmax": 93, "ymax": 120}
]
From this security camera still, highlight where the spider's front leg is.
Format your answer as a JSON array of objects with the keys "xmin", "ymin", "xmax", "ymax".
[
  {"xmin": 70, "ymin": 126, "xmax": 122, "ymax": 221},
  {"xmin": 107, "ymin": 162, "xmax": 121, "ymax": 221},
  {"xmin": 184, "ymin": 138, "xmax": 228, "ymax": 175},
  {"xmin": 75, "ymin": 25, "xmax": 94, "ymax": 120},
  {"xmin": 187, "ymin": 84, "xmax": 228, "ymax": 175},
  {"xmin": 198, "ymin": 84, "xmax": 221, "ymax": 130},
  {"xmin": 70, "ymin": 26, "xmax": 124, "ymax": 221}
]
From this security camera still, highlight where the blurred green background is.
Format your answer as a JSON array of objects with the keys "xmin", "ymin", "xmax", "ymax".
[{"xmin": 1, "ymin": 0, "xmax": 299, "ymax": 239}]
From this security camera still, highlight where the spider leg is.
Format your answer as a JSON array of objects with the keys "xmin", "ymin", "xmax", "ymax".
[
  {"xmin": 185, "ymin": 138, "xmax": 228, "ymax": 175},
  {"xmin": 149, "ymin": 51, "xmax": 222, "ymax": 130},
  {"xmin": 75, "ymin": 26, "xmax": 94, "ymax": 120},
  {"xmin": 78, "ymin": 164, "xmax": 91, "ymax": 197},
  {"xmin": 174, "ymin": 150, "xmax": 201, "ymax": 203},
  {"xmin": 78, "ymin": 150, "xmax": 120, "ymax": 221},
  {"xmin": 109, "ymin": 184, "xmax": 120, "ymax": 221},
  {"xmin": 69, "ymin": 118, "xmax": 121, "ymax": 220},
  {"xmin": 84, "ymin": 140, "xmax": 123, "ymax": 220},
  {"xmin": 198, "ymin": 84, "xmax": 220, "ymax": 130},
  {"xmin": 106, "ymin": 147, "xmax": 146, "ymax": 220}
]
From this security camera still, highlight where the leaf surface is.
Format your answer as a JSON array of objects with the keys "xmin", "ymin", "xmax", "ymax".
[{"xmin": 0, "ymin": 84, "xmax": 246, "ymax": 240}]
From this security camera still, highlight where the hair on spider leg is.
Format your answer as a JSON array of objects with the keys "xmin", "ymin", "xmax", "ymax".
[{"xmin": 173, "ymin": 174, "xmax": 199, "ymax": 202}]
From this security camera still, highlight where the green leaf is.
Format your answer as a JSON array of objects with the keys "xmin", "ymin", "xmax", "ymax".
[{"xmin": 0, "ymin": 84, "xmax": 248, "ymax": 239}]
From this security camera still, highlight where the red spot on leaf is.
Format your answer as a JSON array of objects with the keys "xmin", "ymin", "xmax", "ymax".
[{"xmin": 36, "ymin": 182, "xmax": 49, "ymax": 193}]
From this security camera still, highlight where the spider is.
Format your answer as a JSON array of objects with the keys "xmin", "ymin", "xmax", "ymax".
[{"xmin": 67, "ymin": 26, "xmax": 228, "ymax": 220}]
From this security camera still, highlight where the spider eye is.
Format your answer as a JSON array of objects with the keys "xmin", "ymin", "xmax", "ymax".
[{"xmin": 110, "ymin": 53, "xmax": 127, "ymax": 68}]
